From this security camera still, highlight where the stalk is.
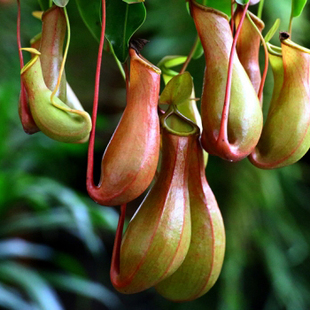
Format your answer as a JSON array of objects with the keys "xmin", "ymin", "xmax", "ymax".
[
  {"xmin": 179, "ymin": 36, "xmax": 200, "ymax": 74},
  {"xmin": 257, "ymin": 0, "xmax": 264, "ymax": 19},
  {"xmin": 86, "ymin": 0, "xmax": 106, "ymax": 190}
]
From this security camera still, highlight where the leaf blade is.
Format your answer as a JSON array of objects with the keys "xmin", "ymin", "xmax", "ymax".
[
  {"xmin": 105, "ymin": 0, "xmax": 146, "ymax": 63},
  {"xmin": 159, "ymin": 72, "xmax": 193, "ymax": 105},
  {"xmin": 42, "ymin": 272, "xmax": 122, "ymax": 309},
  {"xmin": 75, "ymin": 0, "xmax": 101, "ymax": 42},
  {"xmin": 264, "ymin": 18, "xmax": 281, "ymax": 43},
  {"xmin": 123, "ymin": 0, "xmax": 144, "ymax": 3},
  {"xmin": 0, "ymin": 262, "xmax": 63, "ymax": 310},
  {"xmin": 195, "ymin": 0, "xmax": 231, "ymax": 17},
  {"xmin": 37, "ymin": 0, "xmax": 50, "ymax": 11},
  {"xmin": 291, "ymin": 0, "xmax": 308, "ymax": 17},
  {"xmin": 0, "ymin": 283, "xmax": 36, "ymax": 310}
]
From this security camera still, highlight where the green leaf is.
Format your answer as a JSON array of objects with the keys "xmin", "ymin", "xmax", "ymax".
[
  {"xmin": 0, "ymin": 239, "xmax": 53, "ymax": 260},
  {"xmin": 159, "ymin": 72, "xmax": 193, "ymax": 105},
  {"xmin": 75, "ymin": 0, "xmax": 146, "ymax": 62},
  {"xmin": 0, "ymin": 262, "xmax": 62, "ymax": 310},
  {"xmin": 42, "ymin": 272, "xmax": 122, "ymax": 309},
  {"xmin": 162, "ymin": 72, "xmax": 178, "ymax": 84},
  {"xmin": 0, "ymin": 283, "xmax": 34, "ymax": 310},
  {"xmin": 106, "ymin": 0, "xmax": 146, "ymax": 63},
  {"xmin": 0, "ymin": 208, "xmax": 74, "ymax": 235},
  {"xmin": 157, "ymin": 56, "xmax": 187, "ymax": 84},
  {"xmin": 195, "ymin": 0, "xmax": 231, "ymax": 17},
  {"xmin": 53, "ymin": 0, "xmax": 69, "ymax": 7},
  {"xmin": 14, "ymin": 176, "xmax": 103, "ymax": 255},
  {"xmin": 53, "ymin": 253, "xmax": 87, "ymax": 277},
  {"xmin": 157, "ymin": 55, "xmax": 187, "ymax": 69},
  {"xmin": 264, "ymin": 18, "xmax": 281, "ymax": 43},
  {"xmin": 75, "ymin": 0, "xmax": 101, "ymax": 42},
  {"xmin": 52, "ymin": 186, "xmax": 103, "ymax": 255},
  {"xmin": 0, "ymin": 238, "xmax": 88, "ymax": 278},
  {"xmin": 123, "ymin": 0, "xmax": 144, "ymax": 3},
  {"xmin": 291, "ymin": 0, "xmax": 308, "ymax": 17},
  {"xmin": 38, "ymin": 0, "xmax": 50, "ymax": 11},
  {"xmin": 88, "ymin": 205, "xmax": 119, "ymax": 231}
]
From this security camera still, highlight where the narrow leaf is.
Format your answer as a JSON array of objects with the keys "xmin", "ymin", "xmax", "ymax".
[
  {"xmin": 291, "ymin": 0, "xmax": 308, "ymax": 17},
  {"xmin": 159, "ymin": 72, "xmax": 193, "ymax": 105},
  {"xmin": 88, "ymin": 206, "xmax": 119, "ymax": 231},
  {"xmin": 105, "ymin": 0, "xmax": 146, "ymax": 63},
  {"xmin": 37, "ymin": 0, "xmax": 49, "ymax": 11},
  {"xmin": 53, "ymin": 253, "xmax": 87, "ymax": 277},
  {"xmin": 52, "ymin": 186, "xmax": 103, "ymax": 255},
  {"xmin": 0, "ymin": 208, "xmax": 74, "ymax": 235},
  {"xmin": 123, "ymin": 0, "xmax": 144, "ymax": 3},
  {"xmin": 0, "ymin": 283, "xmax": 35, "ymax": 310},
  {"xmin": 0, "ymin": 239, "xmax": 86, "ymax": 277},
  {"xmin": 264, "ymin": 18, "xmax": 281, "ymax": 43},
  {"xmin": 75, "ymin": 0, "xmax": 101, "ymax": 42},
  {"xmin": 42, "ymin": 272, "xmax": 122, "ymax": 309},
  {"xmin": 195, "ymin": 0, "xmax": 231, "ymax": 17},
  {"xmin": 53, "ymin": 0, "xmax": 69, "ymax": 7},
  {"xmin": 162, "ymin": 73, "xmax": 176, "ymax": 84},
  {"xmin": 157, "ymin": 56, "xmax": 187, "ymax": 84},
  {"xmin": 0, "ymin": 262, "xmax": 63, "ymax": 310},
  {"xmin": 16, "ymin": 177, "xmax": 103, "ymax": 255},
  {"xmin": 157, "ymin": 55, "xmax": 187, "ymax": 69},
  {"xmin": 0, "ymin": 239, "xmax": 53, "ymax": 260}
]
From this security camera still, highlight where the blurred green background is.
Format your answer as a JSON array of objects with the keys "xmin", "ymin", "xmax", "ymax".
[{"xmin": 1, "ymin": 0, "xmax": 310, "ymax": 309}]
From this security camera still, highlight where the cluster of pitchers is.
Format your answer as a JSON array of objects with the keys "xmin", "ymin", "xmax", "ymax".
[{"xmin": 18, "ymin": 0, "xmax": 310, "ymax": 302}]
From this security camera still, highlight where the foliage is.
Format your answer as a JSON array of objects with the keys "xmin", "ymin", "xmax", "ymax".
[{"xmin": 291, "ymin": 0, "xmax": 308, "ymax": 17}]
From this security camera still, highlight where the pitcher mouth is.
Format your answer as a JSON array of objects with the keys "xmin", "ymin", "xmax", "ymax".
[
  {"xmin": 267, "ymin": 43, "xmax": 282, "ymax": 57},
  {"xmin": 20, "ymin": 48, "xmax": 41, "ymax": 75},
  {"xmin": 160, "ymin": 105, "xmax": 200, "ymax": 137},
  {"xmin": 280, "ymin": 32, "xmax": 310, "ymax": 55},
  {"xmin": 129, "ymin": 48, "xmax": 161, "ymax": 74}
]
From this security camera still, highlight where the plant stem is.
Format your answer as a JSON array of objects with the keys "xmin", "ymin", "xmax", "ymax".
[
  {"xmin": 288, "ymin": 15, "xmax": 293, "ymax": 35},
  {"xmin": 50, "ymin": 7, "xmax": 71, "ymax": 104},
  {"xmin": 257, "ymin": 0, "xmax": 264, "ymax": 19},
  {"xmin": 246, "ymin": 11, "xmax": 268, "ymax": 103},
  {"xmin": 218, "ymin": 2, "xmax": 250, "ymax": 145},
  {"xmin": 179, "ymin": 35, "xmax": 199, "ymax": 74},
  {"xmin": 49, "ymin": 0, "xmax": 53, "ymax": 8},
  {"xmin": 86, "ymin": 0, "xmax": 106, "ymax": 191}
]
